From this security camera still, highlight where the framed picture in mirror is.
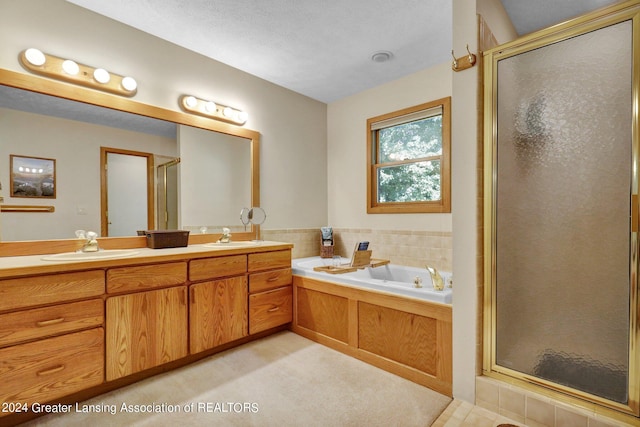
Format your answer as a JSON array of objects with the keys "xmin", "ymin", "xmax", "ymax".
[{"xmin": 10, "ymin": 154, "xmax": 56, "ymax": 199}]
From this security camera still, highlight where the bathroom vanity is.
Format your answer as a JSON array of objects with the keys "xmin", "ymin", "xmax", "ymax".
[{"xmin": 0, "ymin": 242, "xmax": 292, "ymax": 425}]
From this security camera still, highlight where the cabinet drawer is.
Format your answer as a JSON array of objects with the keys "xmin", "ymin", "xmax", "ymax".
[
  {"xmin": 249, "ymin": 268, "xmax": 292, "ymax": 294},
  {"xmin": 190, "ymin": 255, "xmax": 247, "ymax": 282},
  {"xmin": 0, "ymin": 270, "xmax": 105, "ymax": 312},
  {"xmin": 0, "ymin": 328, "xmax": 104, "ymax": 405},
  {"xmin": 0, "ymin": 299, "xmax": 104, "ymax": 348},
  {"xmin": 107, "ymin": 262, "xmax": 187, "ymax": 293},
  {"xmin": 249, "ymin": 286, "xmax": 293, "ymax": 334},
  {"xmin": 248, "ymin": 250, "xmax": 291, "ymax": 272}
]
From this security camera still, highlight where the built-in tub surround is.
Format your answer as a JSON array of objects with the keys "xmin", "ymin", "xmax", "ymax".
[
  {"xmin": 292, "ymin": 256, "xmax": 453, "ymax": 396},
  {"xmin": 263, "ymin": 228, "xmax": 452, "ymax": 271},
  {"xmin": 293, "ymin": 256, "xmax": 452, "ymax": 304}
]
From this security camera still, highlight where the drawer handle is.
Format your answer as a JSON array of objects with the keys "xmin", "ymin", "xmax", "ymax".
[
  {"xmin": 267, "ymin": 306, "xmax": 280, "ymax": 313},
  {"xmin": 267, "ymin": 276, "xmax": 279, "ymax": 282},
  {"xmin": 37, "ymin": 365, "xmax": 65, "ymax": 376},
  {"xmin": 36, "ymin": 318, "xmax": 65, "ymax": 327}
]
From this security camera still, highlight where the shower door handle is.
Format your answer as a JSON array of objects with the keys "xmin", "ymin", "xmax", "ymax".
[{"xmin": 632, "ymin": 194, "xmax": 638, "ymax": 233}]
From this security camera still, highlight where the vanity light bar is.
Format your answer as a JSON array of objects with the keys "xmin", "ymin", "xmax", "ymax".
[
  {"xmin": 179, "ymin": 95, "xmax": 248, "ymax": 125},
  {"xmin": 19, "ymin": 48, "xmax": 138, "ymax": 97}
]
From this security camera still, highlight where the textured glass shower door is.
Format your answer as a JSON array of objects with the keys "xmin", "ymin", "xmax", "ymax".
[{"xmin": 492, "ymin": 20, "xmax": 633, "ymax": 405}]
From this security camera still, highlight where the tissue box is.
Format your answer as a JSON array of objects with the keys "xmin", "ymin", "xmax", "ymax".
[{"xmin": 143, "ymin": 230, "xmax": 190, "ymax": 249}]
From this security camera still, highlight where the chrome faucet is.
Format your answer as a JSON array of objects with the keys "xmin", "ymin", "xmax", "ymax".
[
  {"xmin": 76, "ymin": 230, "xmax": 100, "ymax": 252},
  {"xmin": 426, "ymin": 265, "xmax": 445, "ymax": 291}
]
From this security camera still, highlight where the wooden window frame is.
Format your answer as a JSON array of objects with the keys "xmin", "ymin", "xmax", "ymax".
[{"xmin": 367, "ymin": 97, "xmax": 451, "ymax": 214}]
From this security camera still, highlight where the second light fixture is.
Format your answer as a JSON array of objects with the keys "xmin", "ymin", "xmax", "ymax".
[{"xmin": 180, "ymin": 95, "xmax": 248, "ymax": 125}]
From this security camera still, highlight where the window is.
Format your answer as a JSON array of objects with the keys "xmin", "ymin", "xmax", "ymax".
[{"xmin": 367, "ymin": 97, "xmax": 451, "ymax": 213}]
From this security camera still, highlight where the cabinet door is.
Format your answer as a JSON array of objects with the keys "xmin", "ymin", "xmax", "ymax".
[
  {"xmin": 106, "ymin": 286, "xmax": 188, "ymax": 381},
  {"xmin": 189, "ymin": 276, "xmax": 248, "ymax": 354}
]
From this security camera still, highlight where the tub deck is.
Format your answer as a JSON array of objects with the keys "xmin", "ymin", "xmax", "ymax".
[{"xmin": 292, "ymin": 256, "xmax": 452, "ymax": 304}]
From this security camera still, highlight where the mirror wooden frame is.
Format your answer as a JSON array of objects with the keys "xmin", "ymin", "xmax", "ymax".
[{"xmin": 0, "ymin": 68, "xmax": 260, "ymax": 256}]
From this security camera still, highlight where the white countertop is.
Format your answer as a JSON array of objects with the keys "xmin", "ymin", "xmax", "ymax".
[{"xmin": 0, "ymin": 241, "xmax": 292, "ymax": 277}]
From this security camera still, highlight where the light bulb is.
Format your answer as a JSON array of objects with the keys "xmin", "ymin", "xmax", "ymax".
[
  {"xmin": 93, "ymin": 68, "xmax": 110, "ymax": 84},
  {"xmin": 121, "ymin": 76, "xmax": 137, "ymax": 91},
  {"xmin": 205, "ymin": 101, "xmax": 217, "ymax": 113},
  {"xmin": 62, "ymin": 60, "xmax": 79, "ymax": 75},
  {"xmin": 24, "ymin": 48, "xmax": 46, "ymax": 66},
  {"xmin": 223, "ymin": 107, "xmax": 234, "ymax": 118},
  {"xmin": 237, "ymin": 111, "xmax": 249, "ymax": 123},
  {"xmin": 185, "ymin": 96, "xmax": 197, "ymax": 108}
]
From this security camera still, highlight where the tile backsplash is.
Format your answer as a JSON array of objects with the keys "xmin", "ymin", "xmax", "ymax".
[{"xmin": 263, "ymin": 227, "xmax": 452, "ymax": 271}]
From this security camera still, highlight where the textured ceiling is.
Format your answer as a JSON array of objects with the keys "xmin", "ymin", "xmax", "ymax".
[
  {"xmin": 63, "ymin": 0, "xmax": 621, "ymax": 103},
  {"xmin": 65, "ymin": 0, "xmax": 452, "ymax": 103},
  {"xmin": 0, "ymin": 85, "xmax": 176, "ymax": 138},
  {"xmin": 500, "ymin": 0, "xmax": 620, "ymax": 36},
  {"xmin": 1, "ymin": 1, "xmax": 621, "ymax": 136}
]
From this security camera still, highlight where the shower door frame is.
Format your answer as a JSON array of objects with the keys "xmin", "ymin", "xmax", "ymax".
[{"xmin": 483, "ymin": 1, "xmax": 640, "ymax": 417}]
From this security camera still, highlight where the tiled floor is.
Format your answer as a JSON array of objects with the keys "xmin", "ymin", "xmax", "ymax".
[{"xmin": 432, "ymin": 400, "xmax": 525, "ymax": 427}]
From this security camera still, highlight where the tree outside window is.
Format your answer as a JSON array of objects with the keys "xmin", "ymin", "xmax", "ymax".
[{"xmin": 367, "ymin": 97, "xmax": 451, "ymax": 213}]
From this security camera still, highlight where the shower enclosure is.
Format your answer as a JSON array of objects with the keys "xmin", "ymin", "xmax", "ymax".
[
  {"xmin": 483, "ymin": 2, "xmax": 639, "ymax": 416},
  {"xmin": 157, "ymin": 158, "xmax": 180, "ymax": 230}
]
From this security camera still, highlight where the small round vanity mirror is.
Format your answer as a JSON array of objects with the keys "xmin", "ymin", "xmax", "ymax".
[
  {"xmin": 248, "ymin": 207, "xmax": 266, "ymax": 225},
  {"xmin": 248, "ymin": 207, "xmax": 266, "ymax": 241},
  {"xmin": 240, "ymin": 207, "xmax": 251, "ymax": 231}
]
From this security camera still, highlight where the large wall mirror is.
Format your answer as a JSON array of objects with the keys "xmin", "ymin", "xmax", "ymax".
[{"xmin": 0, "ymin": 68, "xmax": 259, "ymax": 245}]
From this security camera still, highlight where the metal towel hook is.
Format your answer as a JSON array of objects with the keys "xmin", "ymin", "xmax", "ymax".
[
  {"xmin": 451, "ymin": 44, "xmax": 476, "ymax": 72},
  {"xmin": 466, "ymin": 44, "xmax": 474, "ymax": 62}
]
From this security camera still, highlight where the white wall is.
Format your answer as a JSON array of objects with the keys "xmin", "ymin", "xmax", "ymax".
[
  {"xmin": 178, "ymin": 125, "xmax": 251, "ymax": 231},
  {"xmin": 0, "ymin": 108, "xmax": 175, "ymax": 240},
  {"xmin": 451, "ymin": 0, "xmax": 479, "ymax": 404},
  {"xmin": 0, "ymin": 0, "xmax": 328, "ymax": 231},
  {"xmin": 327, "ymin": 63, "xmax": 452, "ymax": 232}
]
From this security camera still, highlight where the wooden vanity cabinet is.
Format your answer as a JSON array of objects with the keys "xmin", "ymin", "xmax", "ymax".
[
  {"xmin": 105, "ymin": 262, "xmax": 188, "ymax": 381},
  {"xmin": 189, "ymin": 276, "xmax": 248, "ymax": 353},
  {"xmin": 188, "ymin": 255, "xmax": 248, "ymax": 354},
  {"xmin": 0, "ymin": 270, "xmax": 105, "ymax": 408},
  {"xmin": 248, "ymin": 250, "xmax": 293, "ymax": 334},
  {"xmin": 0, "ymin": 242, "xmax": 294, "ymax": 423}
]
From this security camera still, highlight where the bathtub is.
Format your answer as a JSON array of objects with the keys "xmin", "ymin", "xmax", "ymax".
[{"xmin": 291, "ymin": 256, "xmax": 452, "ymax": 304}]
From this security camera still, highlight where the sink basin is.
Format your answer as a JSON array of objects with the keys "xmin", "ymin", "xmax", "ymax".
[
  {"xmin": 203, "ymin": 241, "xmax": 259, "ymax": 248},
  {"xmin": 41, "ymin": 249, "xmax": 140, "ymax": 261}
]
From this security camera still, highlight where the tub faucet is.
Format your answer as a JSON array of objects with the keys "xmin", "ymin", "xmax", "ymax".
[{"xmin": 426, "ymin": 265, "xmax": 445, "ymax": 291}]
